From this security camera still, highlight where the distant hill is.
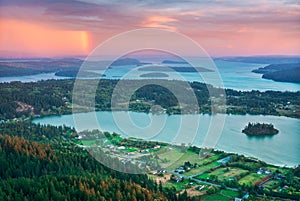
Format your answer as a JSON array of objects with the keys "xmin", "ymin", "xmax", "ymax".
[
  {"xmin": 138, "ymin": 66, "xmax": 213, "ymax": 72},
  {"xmin": 218, "ymin": 56, "xmax": 300, "ymax": 64},
  {"xmin": 262, "ymin": 67, "xmax": 300, "ymax": 83},
  {"xmin": 162, "ymin": 60, "xmax": 188, "ymax": 64},
  {"xmin": 111, "ymin": 58, "xmax": 141, "ymax": 66},
  {"xmin": 55, "ymin": 70, "xmax": 103, "ymax": 78},
  {"xmin": 0, "ymin": 65, "xmax": 46, "ymax": 77},
  {"xmin": 252, "ymin": 63, "xmax": 300, "ymax": 83},
  {"xmin": 252, "ymin": 63, "xmax": 300, "ymax": 74},
  {"xmin": 0, "ymin": 58, "xmax": 83, "ymax": 77},
  {"xmin": 139, "ymin": 72, "xmax": 169, "ymax": 78}
]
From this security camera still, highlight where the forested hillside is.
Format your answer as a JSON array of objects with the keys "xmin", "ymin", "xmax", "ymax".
[
  {"xmin": 0, "ymin": 121, "xmax": 191, "ymax": 201},
  {"xmin": 0, "ymin": 79, "xmax": 299, "ymax": 120}
]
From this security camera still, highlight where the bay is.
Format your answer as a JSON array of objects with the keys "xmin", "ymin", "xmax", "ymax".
[
  {"xmin": 1, "ymin": 61, "xmax": 299, "ymax": 91},
  {"xmin": 33, "ymin": 111, "xmax": 300, "ymax": 167}
]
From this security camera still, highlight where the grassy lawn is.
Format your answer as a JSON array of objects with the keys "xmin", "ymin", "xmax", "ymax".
[
  {"xmin": 123, "ymin": 147, "xmax": 136, "ymax": 152},
  {"xmin": 238, "ymin": 173, "xmax": 267, "ymax": 186},
  {"xmin": 207, "ymin": 167, "xmax": 249, "ymax": 181},
  {"xmin": 197, "ymin": 173, "xmax": 210, "ymax": 180},
  {"xmin": 80, "ymin": 139, "xmax": 98, "ymax": 146},
  {"xmin": 157, "ymin": 147, "xmax": 225, "ymax": 170},
  {"xmin": 199, "ymin": 189, "xmax": 239, "ymax": 201},
  {"xmin": 184, "ymin": 162, "xmax": 221, "ymax": 176},
  {"xmin": 157, "ymin": 147, "xmax": 185, "ymax": 168},
  {"xmin": 198, "ymin": 154, "xmax": 221, "ymax": 166},
  {"xmin": 220, "ymin": 189, "xmax": 239, "ymax": 197},
  {"xmin": 264, "ymin": 180, "xmax": 280, "ymax": 189},
  {"xmin": 200, "ymin": 193, "xmax": 231, "ymax": 201},
  {"xmin": 163, "ymin": 181, "xmax": 188, "ymax": 192},
  {"xmin": 158, "ymin": 148, "xmax": 205, "ymax": 170},
  {"xmin": 266, "ymin": 165, "xmax": 290, "ymax": 175}
]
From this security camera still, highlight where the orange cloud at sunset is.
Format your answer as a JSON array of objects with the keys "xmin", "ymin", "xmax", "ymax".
[
  {"xmin": 0, "ymin": 0, "xmax": 299, "ymax": 57},
  {"xmin": 142, "ymin": 16, "xmax": 177, "ymax": 31},
  {"xmin": 0, "ymin": 19, "xmax": 91, "ymax": 57}
]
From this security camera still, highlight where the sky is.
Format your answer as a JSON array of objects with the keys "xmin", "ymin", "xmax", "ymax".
[{"xmin": 0, "ymin": 0, "xmax": 299, "ymax": 57}]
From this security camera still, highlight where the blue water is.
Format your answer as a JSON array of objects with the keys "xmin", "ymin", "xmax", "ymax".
[
  {"xmin": 0, "ymin": 73, "xmax": 70, "ymax": 83},
  {"xmin": 34, "ymin": 111, "xmax": 300, "ymax": 167},
  {"xmin": 1, "ymin": 61, "xmax": 299, "ymax": 91}
]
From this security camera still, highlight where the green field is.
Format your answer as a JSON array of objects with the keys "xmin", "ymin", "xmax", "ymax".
[
  {"xmin": 184, "ymin": 161, "xmax": 221, "ymax": 176},
  {"xmin": 163, "ymin": 180, "xmax": 189, "ymax": 192},
  {"xmin": 220, "ymin": 189, "xmax": 239, "ymax": 197},
  {"xmin": 264, "ymin": 180, "xmax": 280, "ymax": 189},
  {"xmin": 80, "ymin": 139, "xmax": 98, "ymax": 146},
  {"xmin": 205, "ymin": 167, "xmax": 249, "ymax": 181},
  {"xmin": 238, "ymin": 173, "xmax": 267, "ymax": 186},
  {"xmin": 157, "ymin": 147, "xmax": 223, "ymax": 171},
  {"xmin": 200, "ymin": 193, "xmax": 232, "ymax": 201},
  {"xmin": 157, "ymin": 148, "xmax": 205, "ymax": 170},
  {"xmin": 199, "ymin": 189, "xmax": 239, "ymax": 201}
]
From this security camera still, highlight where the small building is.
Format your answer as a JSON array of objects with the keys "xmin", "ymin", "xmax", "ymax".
[
  {"xmin": 117, "ymin": 146, "xmax": 126, "ymax": 150},
  {"xmin": 197, "ymin": 185, "xmax": 205, "ymax": 191},
  {"xmin": 175, "ymin": 166, "xmax": 185, "ymax": 174}
]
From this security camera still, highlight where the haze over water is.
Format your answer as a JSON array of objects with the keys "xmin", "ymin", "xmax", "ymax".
[{"xmin": 1, "ymin": 60, "xmax": 300, "ymax": 92}]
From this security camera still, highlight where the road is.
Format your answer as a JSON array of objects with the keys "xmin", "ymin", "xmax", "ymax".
[{"xmin": 167, "ymin": 170, "xmax": 238, "ymax": 192}]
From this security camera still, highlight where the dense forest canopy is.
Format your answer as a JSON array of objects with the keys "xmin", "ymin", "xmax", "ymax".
[
  {"xmin": 242, "ymin": 122, "xmax": 279, "ymax": 136},
  {"xmin": 0, "ymin": 79, "xmax": 299, "ymax": 120}
]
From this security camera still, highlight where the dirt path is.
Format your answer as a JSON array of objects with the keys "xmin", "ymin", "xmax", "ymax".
[{"xmin": 15, "ymin": 101, "xmax": 34, "ymax": 114}]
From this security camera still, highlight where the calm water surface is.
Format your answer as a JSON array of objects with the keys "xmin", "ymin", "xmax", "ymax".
[
  {"xmin": 1, "ymin": 61, "xmax": 300, "ymax": 91},
  {"xmin": 34, "ymin": 111, "xmax": 300, "ymax": 167}
]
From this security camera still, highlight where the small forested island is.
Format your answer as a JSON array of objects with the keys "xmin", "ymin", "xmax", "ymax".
[{"xmin": 242, "ymin": 122, "xmax": 279, "ymax": 136}]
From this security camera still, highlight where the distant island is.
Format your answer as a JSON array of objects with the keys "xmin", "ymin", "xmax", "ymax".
[
  {"xmin": 138, "ymin": 66, "xmax": 214, "ymax": 72},
  {"xmin": 162, "ymin": 60, "xmax": 188, "ymax": 64},
  {"xmin": 110, "ymin": 58, "xmax": 141, "ymax": 66},
  {"xmin": 55, "ymin": 70, "xmax": 103, "ymax": 78},
  {"xmin": 242, "ymin": 122, "xmax": 279, "ymax": 136},
  {"xmin": 218, "ymin": 56, "xmax": 300, "ymax": 64},
  {"xmin": 139, "ymin": 72, "xmax": 169, "ymax": 78},
  {"xmin": 252, "ymin": 63, "xmax": 300, "ymax": 83}
]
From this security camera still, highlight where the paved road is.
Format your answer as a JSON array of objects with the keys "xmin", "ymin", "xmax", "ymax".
[{"xmin": 167, "ymin": 170, "xmax": 238, "ymax": 192}]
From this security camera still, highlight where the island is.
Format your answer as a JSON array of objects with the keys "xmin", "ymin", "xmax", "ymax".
[
  {"xmin": 110, "ymin": 58, "xmax": 141, "ymax": 66},
  {"xmin": 162, "ymin": 60, "xmax": 189, "ymax": 64},
  {"xmin": 55, "ymin": 70, "xmax": 103, "ymax": 78},
  {"xmin": 252, "ymin": 63, "xmax": 300, "ymax": 83},
  {"xmin": 242, "ymin": 122, "xmax": 279, "ymax": 136},
  {"xmin": 138, "ymin": 66, "xmax": 214, "ymax": 72},
  {"xmin": 139, "ymin": 72, "xmax": 169, "ymax": 78}
]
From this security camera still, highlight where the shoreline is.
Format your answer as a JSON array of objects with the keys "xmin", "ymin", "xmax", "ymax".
[{"xmin": 30, "ymin": 111, "xmax": 300, "ymax": 167}]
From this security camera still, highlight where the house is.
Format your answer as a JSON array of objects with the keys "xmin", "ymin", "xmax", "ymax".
[
  {"xmin": 242, "ymin": 193, "xmax": 249, "ymax": 199},
  {"xmin": 197, "ymin": 185, "xmax": 205, "ymax": 191},
  {"xmin": 217, "ymin": 156, "xmax": 231, "ymax": 164},
  {"xmin": 170, "ymin": 175, "xmax": 182, "ymax": 183},
  {"xmin": 175, "ymin": 166, "xmax": 185, "ymax": 174},
  {"xmin": 257, "ymin": 168, "xmax": 271, "ymax": 175}
]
